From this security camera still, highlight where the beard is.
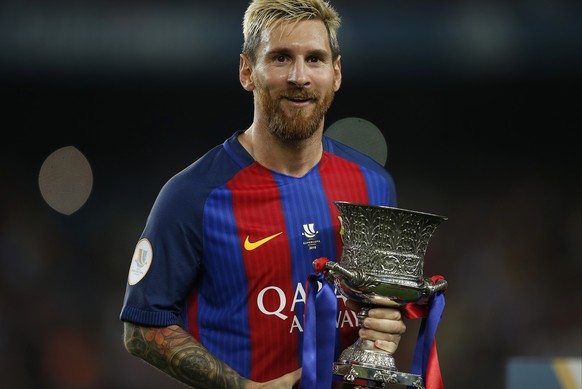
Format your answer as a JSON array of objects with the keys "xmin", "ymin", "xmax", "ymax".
[{"xmin": 255, "ymin": 82, "xmax": 335, "ymax": 141}]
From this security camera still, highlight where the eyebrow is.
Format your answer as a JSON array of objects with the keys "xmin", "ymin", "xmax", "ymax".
[{"xmin": 266, "ymin": 47, "xmax": 331, "ymax": 60}]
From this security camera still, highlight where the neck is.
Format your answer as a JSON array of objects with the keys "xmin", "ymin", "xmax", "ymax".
[{"xmin": 239, "ymin": 123, "xmax": 324, "ymax": 178}]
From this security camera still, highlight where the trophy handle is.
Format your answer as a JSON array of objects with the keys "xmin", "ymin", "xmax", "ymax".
[
  {"xmin": 423, "ymin": 277, "xmax": 448, "ymax": 296},
  {"xmin": 313, "ymin": 257, "xmax": 369, "ymax": 284}
]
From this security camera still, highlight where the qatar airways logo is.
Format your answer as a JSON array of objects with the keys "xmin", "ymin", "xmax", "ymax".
[{"xmin": 256, "ymin": 282, "xmax": 359, "ymax": 333}]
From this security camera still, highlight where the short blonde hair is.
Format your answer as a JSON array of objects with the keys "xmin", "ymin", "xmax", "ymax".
[{"xmin": 242, "ymin": 0, "xmax": 341, "ymax": 63}]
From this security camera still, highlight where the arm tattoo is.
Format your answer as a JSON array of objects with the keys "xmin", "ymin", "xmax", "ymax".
[{"xmin": 124, "ymin": 322, "xmax": 248, "ymax": 389}]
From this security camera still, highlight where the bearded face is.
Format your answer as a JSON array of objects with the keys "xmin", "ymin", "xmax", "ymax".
[{"xmin": 253, "ymin": 77, "xmax": 336, "ymax": 142}]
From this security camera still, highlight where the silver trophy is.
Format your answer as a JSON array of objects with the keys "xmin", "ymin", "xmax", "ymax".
[{"xmin": 313, "ymin": 201, "xmax": 447, "ymax": 389}]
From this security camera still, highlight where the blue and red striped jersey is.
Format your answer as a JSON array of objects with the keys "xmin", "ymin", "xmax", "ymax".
[{"xmin": 120, "ymin": 130, "xmax": 397, "ymax": 382}]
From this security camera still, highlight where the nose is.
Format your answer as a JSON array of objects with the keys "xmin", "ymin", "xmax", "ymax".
[{"xmin": 288, "ymin": 60, "xmax": 310, "ymax": 87}]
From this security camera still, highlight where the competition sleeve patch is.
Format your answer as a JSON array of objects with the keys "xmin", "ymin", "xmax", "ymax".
[{"xmin": 128, "ymin": 238, "xmax": 153, "ymax": 285}]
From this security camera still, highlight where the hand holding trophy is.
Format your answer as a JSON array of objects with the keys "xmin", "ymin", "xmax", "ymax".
[{"xmin": 313, "ymin": 201, "xmax": 448, "ymax": 388}]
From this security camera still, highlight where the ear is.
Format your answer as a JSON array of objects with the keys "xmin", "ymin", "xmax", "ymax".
[
  {"xmin": 239, "ymin": 54, "xmax": 255, "ymax": 91},
  {"xmin": 333, "ymin": 55, "xmax": 342, "ymax": 92}
]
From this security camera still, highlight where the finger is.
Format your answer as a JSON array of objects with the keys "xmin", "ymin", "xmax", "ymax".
[
  {"xmin": 367, "ymin": 307, "xmax": 402, "ymax": 321},
  {"xmin": 362, "ymin": 316, "xmax": 407, "ymax": 334},
  {"xmin": 374, "ymin": 338, "xmax": 400, "ymax": 354},
  {"xmin": 260, "ymin": 368, "xmax": 302, "ymax": 388},
  {"xmin": 359, "ymin": 326, "xmax": 404, "ymax": 343},
  {"xmin": 285, "ymin": 367, "xmax": 302, "ymax": 385},
  {"xmin": 358, "ymin": 329, "xmax": 401, "ymax": 353},
  {"xmin": 358, "ymin": 326, "xmax": 402, "ymax": 353}
]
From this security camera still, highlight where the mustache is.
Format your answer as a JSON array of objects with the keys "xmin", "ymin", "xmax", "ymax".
[{"xmin": 280, "ymin": 91, "xmax": 318, "ymax": 100}]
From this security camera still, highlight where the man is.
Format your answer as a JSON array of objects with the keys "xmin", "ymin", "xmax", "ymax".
[{"xmin": 120, "ymin": 0, "xmax": 405, "ymax": 387}]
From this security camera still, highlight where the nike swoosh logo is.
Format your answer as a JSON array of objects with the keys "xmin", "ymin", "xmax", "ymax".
[{"xmin": 244, "ymin": 232, "xmax": 283, "ymax": 251}]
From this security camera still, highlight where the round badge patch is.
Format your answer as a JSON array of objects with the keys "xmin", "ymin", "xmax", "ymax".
[{"xmin": 128, "ymin": 238, "xmax": 153, "ymax": 285}]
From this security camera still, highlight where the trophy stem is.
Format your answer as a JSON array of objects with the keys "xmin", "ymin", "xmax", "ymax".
[{"xmin": 332, "ymin": 305, "xmax": 425, "ymax": 388}]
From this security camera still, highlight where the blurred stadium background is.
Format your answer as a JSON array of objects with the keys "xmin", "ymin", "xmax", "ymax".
[{"xmin": 0, "ymin": 0, "xmax": 580, "ymax": 388}]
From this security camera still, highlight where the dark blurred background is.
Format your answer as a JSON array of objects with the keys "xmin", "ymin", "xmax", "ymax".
[{"xmin": 1, "ymin": 0, "xmax": 580, "ymax": 388}]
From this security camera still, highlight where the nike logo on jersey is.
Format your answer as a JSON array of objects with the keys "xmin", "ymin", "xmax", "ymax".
[{"xmin": 244, "ymin": 232, "xmax": 283, "ymax": 251}]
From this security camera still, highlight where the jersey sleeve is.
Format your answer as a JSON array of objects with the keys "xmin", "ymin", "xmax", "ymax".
[
  {"xmin": 119, "ymin": 133, "xmax": 249, "ymax": 327},
  {"xmin": 119, "ymin": 170, "xmax": 203, "ymax": 326}
]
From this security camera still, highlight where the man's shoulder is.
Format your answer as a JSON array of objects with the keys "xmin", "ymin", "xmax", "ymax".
[
  {"xmin": 323, "ymin": 136, "xmax": 390, "ymax": 175},
  {"xmin": 161, "ymin": 132, "xmax": 251, "ymax": 197}
]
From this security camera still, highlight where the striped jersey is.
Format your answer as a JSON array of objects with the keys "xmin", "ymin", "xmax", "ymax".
[{"xmin": 120, "ymin": 130, "xmax": 397, "ymax": 382}]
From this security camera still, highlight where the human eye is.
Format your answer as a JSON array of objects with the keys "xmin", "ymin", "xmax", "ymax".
[{"xmin": 307, "ymin": 50, "xmax": 328, "ymax": 64}]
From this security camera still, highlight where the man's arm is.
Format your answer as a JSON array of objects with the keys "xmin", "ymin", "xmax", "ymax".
[
  {"xmin": 123, "ymin": 311, "xmax": 399, "ymax": 389},
  {"xmin": 123, "ymin": 322, "xmax": 248, "ymax": 389}
]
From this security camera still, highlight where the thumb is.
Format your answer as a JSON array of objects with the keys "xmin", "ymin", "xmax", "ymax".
[{"xmin": 287, "ymin": 367, "xmax": 302, "ymax": 386}]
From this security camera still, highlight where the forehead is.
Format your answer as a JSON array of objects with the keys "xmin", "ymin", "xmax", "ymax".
[{"xmin": 258, "ymin": 18, "xmax": 331, "ymax": 54}]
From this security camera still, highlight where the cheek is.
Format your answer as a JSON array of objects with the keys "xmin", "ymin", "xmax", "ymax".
[
  {"xmin": 254, "ymin": 73, "xmax": 279, "ymax": 92},
  {"xmin": 265, "ymin": 72, "xmax": 290, "ymax": 89},
  {"xmin": 314, "ymin": 71, "xmax": 339, "ymax": 91}
]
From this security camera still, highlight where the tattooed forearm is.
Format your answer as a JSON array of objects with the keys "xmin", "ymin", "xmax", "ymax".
[{"xmin": 123, "ymin": 322, "xmax": 247, "ymax": 389}]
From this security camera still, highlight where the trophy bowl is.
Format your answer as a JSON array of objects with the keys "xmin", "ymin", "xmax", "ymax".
[{"xmin": 313, "ymin": 201, "xmax": 447, "ymax": 388}]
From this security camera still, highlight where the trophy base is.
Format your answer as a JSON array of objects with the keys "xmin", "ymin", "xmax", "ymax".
[{"xmin": 333, "ymin": 362, "xmax": 424, "ymax": 389}]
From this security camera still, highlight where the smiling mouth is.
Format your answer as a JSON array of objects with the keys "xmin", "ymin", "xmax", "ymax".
[{"xmin": 284, "ymin": 95, "xmax": 315, "ymax": 103}]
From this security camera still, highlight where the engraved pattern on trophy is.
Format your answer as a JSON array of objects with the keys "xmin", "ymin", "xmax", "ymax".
[
  {"xmin": 336, "ymin": 202, "xmax": 443, "ymax": 281},
  {"xmin": 372, "ymin": 370, "xmax": 398, "ymax": 384}
]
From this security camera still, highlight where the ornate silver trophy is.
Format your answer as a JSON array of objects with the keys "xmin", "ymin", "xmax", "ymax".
[{"xmin": 313, "ymin": 201, "xmax": 447, "ymax": 389}]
